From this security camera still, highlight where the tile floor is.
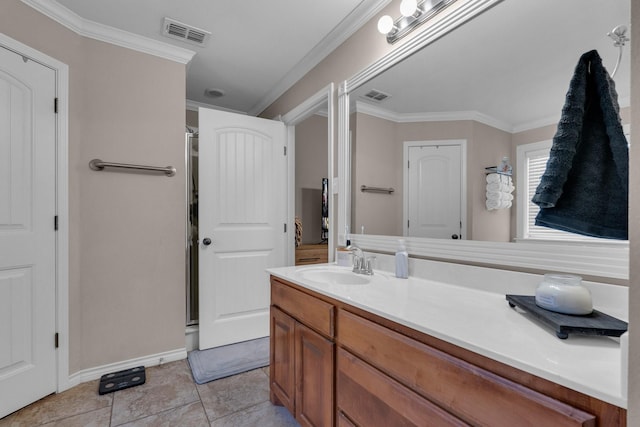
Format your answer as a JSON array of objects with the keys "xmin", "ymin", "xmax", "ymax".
[{"xmin": 0, "ymin": 360, "xmax": 299, "ymax": 427}]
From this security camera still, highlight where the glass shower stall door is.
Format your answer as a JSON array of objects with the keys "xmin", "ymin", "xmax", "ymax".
[{"xmin": 186, "ymin": 133, "xmax": 199, "ymax": 325}]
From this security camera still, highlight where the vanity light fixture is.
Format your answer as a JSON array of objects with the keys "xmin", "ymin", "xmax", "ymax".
[{"xmin": 378, "ymin": 0, "xmax": 456, "ymax": 44}]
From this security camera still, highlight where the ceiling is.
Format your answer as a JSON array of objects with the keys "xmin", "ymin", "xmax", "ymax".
[
  {"xmin": 33, "ymin": 0, "xmax": 631, "ymax": 127},
  {"xmin": 351, "ymin": 0, "xmax": 631, "ymax": 133},
  {"xmin": 52, "ymin": 0, "xmax": 389, "ymax": 115}
]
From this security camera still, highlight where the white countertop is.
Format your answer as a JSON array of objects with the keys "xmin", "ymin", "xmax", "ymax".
[{"xmin": 267, "ymin": 261, "xmax": 627, "ymax": 408}]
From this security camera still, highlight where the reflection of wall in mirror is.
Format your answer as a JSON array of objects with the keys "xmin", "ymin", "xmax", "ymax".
[
  {"xmin": 351, "ymin": 112, "xmax": 402, "ymax": 236},
  {"xmin": 295, "ymin": 114, "xmax": 328, "ymax": 244},
  {"xmin": 351, "ymin": 111, "xmax": 511, "ymax": 242},
  {"xmin": 352, "ymin": 106, "xmax": 631, "ymax": 242},
  {"xmin": 470, "ymin": 121, "xmax": 512, "ymax": 241}
]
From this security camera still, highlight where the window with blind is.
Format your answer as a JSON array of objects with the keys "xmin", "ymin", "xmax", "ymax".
[{"xmin": 516, "ymin": 140, "xmax": 607, "ymax": 242}]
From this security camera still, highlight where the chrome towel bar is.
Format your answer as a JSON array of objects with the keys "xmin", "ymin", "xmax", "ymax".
[
  {"xmin": 361, "ymin": 185, "xmax": 394, "ymax": 194},
  {"xmin": 89, "ymin": 159, "xmax": 176, "ymax": 177}
]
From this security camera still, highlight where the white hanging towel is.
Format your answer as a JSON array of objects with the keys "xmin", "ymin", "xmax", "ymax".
[{"xmin": 486, "ymin": 173, "xmax": 501, "ymax": 184}]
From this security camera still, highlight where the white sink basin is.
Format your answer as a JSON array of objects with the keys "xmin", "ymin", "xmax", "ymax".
[{"xmin": 297, "ymin": 266, "xmax": 371, "ymax": 285}]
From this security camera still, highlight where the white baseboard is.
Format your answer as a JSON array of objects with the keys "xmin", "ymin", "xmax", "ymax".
[
  {"xmin": 185, "ymin": 325, "xmax": 199, "ymax": 352},
  {"xmin": 61, "ymin": 348, "xmax": 187, "ymax": 392}
]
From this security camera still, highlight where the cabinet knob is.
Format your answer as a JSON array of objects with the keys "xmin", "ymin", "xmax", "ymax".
[{"xmin": 203, "ymin": 237, "xmax": 212, "ymax": 246}]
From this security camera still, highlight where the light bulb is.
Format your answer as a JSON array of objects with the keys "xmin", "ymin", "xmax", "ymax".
[
  {"xmin": 377, "ymin": 15, "xmax": 394, "ymax": 35},
  {"xmin": 400, "ymin": 0, "xmax": 418, "ymax": 17}
]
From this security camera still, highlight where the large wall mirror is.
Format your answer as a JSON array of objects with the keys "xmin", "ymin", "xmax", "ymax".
[{"xmin": 338, "ymin": 0, "xmax": 630, "ymax": 280}]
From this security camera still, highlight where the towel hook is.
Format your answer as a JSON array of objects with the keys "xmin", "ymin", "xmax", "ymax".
[{"xmin": 608, "ymin": 24, "xmax": 629, "ymax": 78}]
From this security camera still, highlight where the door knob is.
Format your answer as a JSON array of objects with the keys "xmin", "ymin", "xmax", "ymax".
[
  {"xmin": 202, "ymin": 237, "xmax": 212, "ymax": 246},
  {"xmin": 451, "ymin": 234, "xmax": 460, "ymax": 240}
]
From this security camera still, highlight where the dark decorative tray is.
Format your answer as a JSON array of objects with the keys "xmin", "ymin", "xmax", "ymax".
[{"xmin": 506, "ymin": 295, "xmax": 627, "ymax": 340}]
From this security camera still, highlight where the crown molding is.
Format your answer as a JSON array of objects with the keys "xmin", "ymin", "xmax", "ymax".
[
  {"xmin": 355, "ymin": 97, "xmax": 631, "ymax": 140},
  {"xmin": 248, "ymin": 0, "xmax": 392, "ymax": 116},
  {"xmin": 511, "ymin": 114, "xmax": 560, "ymax": 134},
  {"xmin": 186, "ymin": 99, "xmax": 247, "ymax": 115},
  {"xmin": 21, "ymin": 0, "xmax": 196, "ymax": 64},
  {"xmin": 354, "ymin": 100, "xmax": 513, "ymax": 132}
]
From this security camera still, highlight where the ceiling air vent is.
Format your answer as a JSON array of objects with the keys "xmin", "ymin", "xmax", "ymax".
[
  {"xmin": 162, "ymin": 18, "xmax": 211, "ymax": 46},
  {"xmin": 362, "ymin": 89, "xmax": 391, "ymax": 102}
]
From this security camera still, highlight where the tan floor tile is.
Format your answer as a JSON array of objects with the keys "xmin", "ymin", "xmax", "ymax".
[
  {"xmin": 0, "ymin": 380, "xmax": 112, "ymax": 427},
  {"xmin": 115, "ymin": 401, "xmax": 209, "ymax": 427},
  {"xmin": 110, "ymin": 360, "xmax": 199, "ymax": 426},
  {"xmin": 209, "ymin": 401, "xmax": 298, "ymax": 427},
  {"xmin": 196, "ymin": 369, "xmax": 269, "ymax": 422},
  {"xmin": 0, "ymin": 359, "xmax": 287, "ymax": 427},
  {"xmin": 41, "ymin": 406, "xmax": 111, "ymax": 427}
]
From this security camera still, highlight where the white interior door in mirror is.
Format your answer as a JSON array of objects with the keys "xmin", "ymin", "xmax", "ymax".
[
  {"xmin": 0, "ymin": 45, "xmax": 57, "ymax": 418},
  {"xmin": 404, "ymin": 141, "xmax": 463, "ymax": 239},
  {"xmin": 198, "ymin": 108, "xmax": 287, "ymax": 350}
]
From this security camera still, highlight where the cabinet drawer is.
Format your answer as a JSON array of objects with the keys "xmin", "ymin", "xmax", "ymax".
[
  {"xmin": 337, "ymin": 348, "xmax": 469, "ymax": 427},
  {"xmin": 295, "ymin": 245, "xmax": 329, "ymax": 265},
  {"xmin": 337, "ymin": 309, "xmax": 596, "ymax": 427},
  {"xmin": 271, "ymin": 278, "xmax": 334, "ymax": 338}
]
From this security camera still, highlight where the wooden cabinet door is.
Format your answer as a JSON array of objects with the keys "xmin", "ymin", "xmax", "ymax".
[
  {"xmin": 295, "ymin": 323, "xmax": 334, "ymax": 427},
  {"xmin": 270, "ymin": 307, "xmax": 296, "ymax": 413}
]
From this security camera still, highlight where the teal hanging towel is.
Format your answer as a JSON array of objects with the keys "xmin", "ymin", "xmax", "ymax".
[{"xmin": 532, "ymin": 50, "xmax": 628, "ymax": 240}]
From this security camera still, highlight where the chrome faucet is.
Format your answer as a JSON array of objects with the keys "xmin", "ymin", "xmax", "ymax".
[{"xmin": 348, "ymin": 244, "xmax": 374, "ymax": 275}]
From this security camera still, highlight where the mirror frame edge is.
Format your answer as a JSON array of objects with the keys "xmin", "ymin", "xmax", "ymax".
[
  {"xmin": 337, "ymin": 0, "xmax": 629, "ymax": 281},
  {"xmin": 282, "ymin": 83, "xmax": 335, "ymax": 263}
]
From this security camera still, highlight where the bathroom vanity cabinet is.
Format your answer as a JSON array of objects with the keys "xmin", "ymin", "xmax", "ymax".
[
  {"xmin": 270, "ymin": 278, "xmax": 335, "ymax": 427},
  {"xmin": 269, "ymin": 275, "xmax": 626, "ymax": 427}
]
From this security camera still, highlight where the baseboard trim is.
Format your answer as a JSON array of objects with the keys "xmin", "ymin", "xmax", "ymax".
[
  {"xmin": 62, "ymin": 348, "xmax": 187, "ymax": 392},
  {"xmin": 186, "ymin": 325, "xmax": 199, "ymax": 352}
]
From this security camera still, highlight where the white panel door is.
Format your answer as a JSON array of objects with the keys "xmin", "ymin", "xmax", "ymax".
[
  {"xmin": 406, "ymin": 143, "xmax": 462, "ymax": 239},
  {"xmin": 198, "ymin": 108, "xmax": 287, "ymax": 350},
  {"xmin": 0, "ymin": 46, "xmax": 57, "ymax": 417}
]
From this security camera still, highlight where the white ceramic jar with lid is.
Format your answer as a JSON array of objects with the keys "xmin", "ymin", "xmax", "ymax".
[{"xmin": 535, "ymin": 273, "xmax": 593, "ymax": 315}]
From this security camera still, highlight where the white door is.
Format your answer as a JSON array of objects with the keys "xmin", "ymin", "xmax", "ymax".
[
  {"xmin": 405, "ymin": 142, "xmax": 463, "ymax": 239},
  {"xmin": 0, "ymin": 46, "xmax": 57, "ymax": 417},
  {"xmin": 198, "ymin": 108, "xmax": 287, "ymax": 350}
]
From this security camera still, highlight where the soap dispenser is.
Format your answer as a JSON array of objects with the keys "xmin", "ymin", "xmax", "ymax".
[{"xmin": 395, "ymin": 239, "xmax": 408, "ymax": 279}]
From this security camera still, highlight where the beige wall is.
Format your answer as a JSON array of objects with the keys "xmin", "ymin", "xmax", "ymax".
[
  {"xmin": 295, "ymin": 114, "xmax": 328, "ymax": 243},
  {"xmin": 2, "ymin": 1, "xmax": 187, "ymax": 373},
  {"xmin": 186, "ymin": 109, "xmax": 199, "ymax": 129},
  {"xmin": 352, "ymin": 113, "xmax": 401, "ymax": 236},
  {"xmin": 469, "ymin": 122, "xmax": 512, "ymax": 241}
]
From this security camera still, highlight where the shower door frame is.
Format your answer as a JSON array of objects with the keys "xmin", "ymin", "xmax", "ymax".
[{"xmin": 185, "ymin": 132, "xmax": 199, "ymax": 326}]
